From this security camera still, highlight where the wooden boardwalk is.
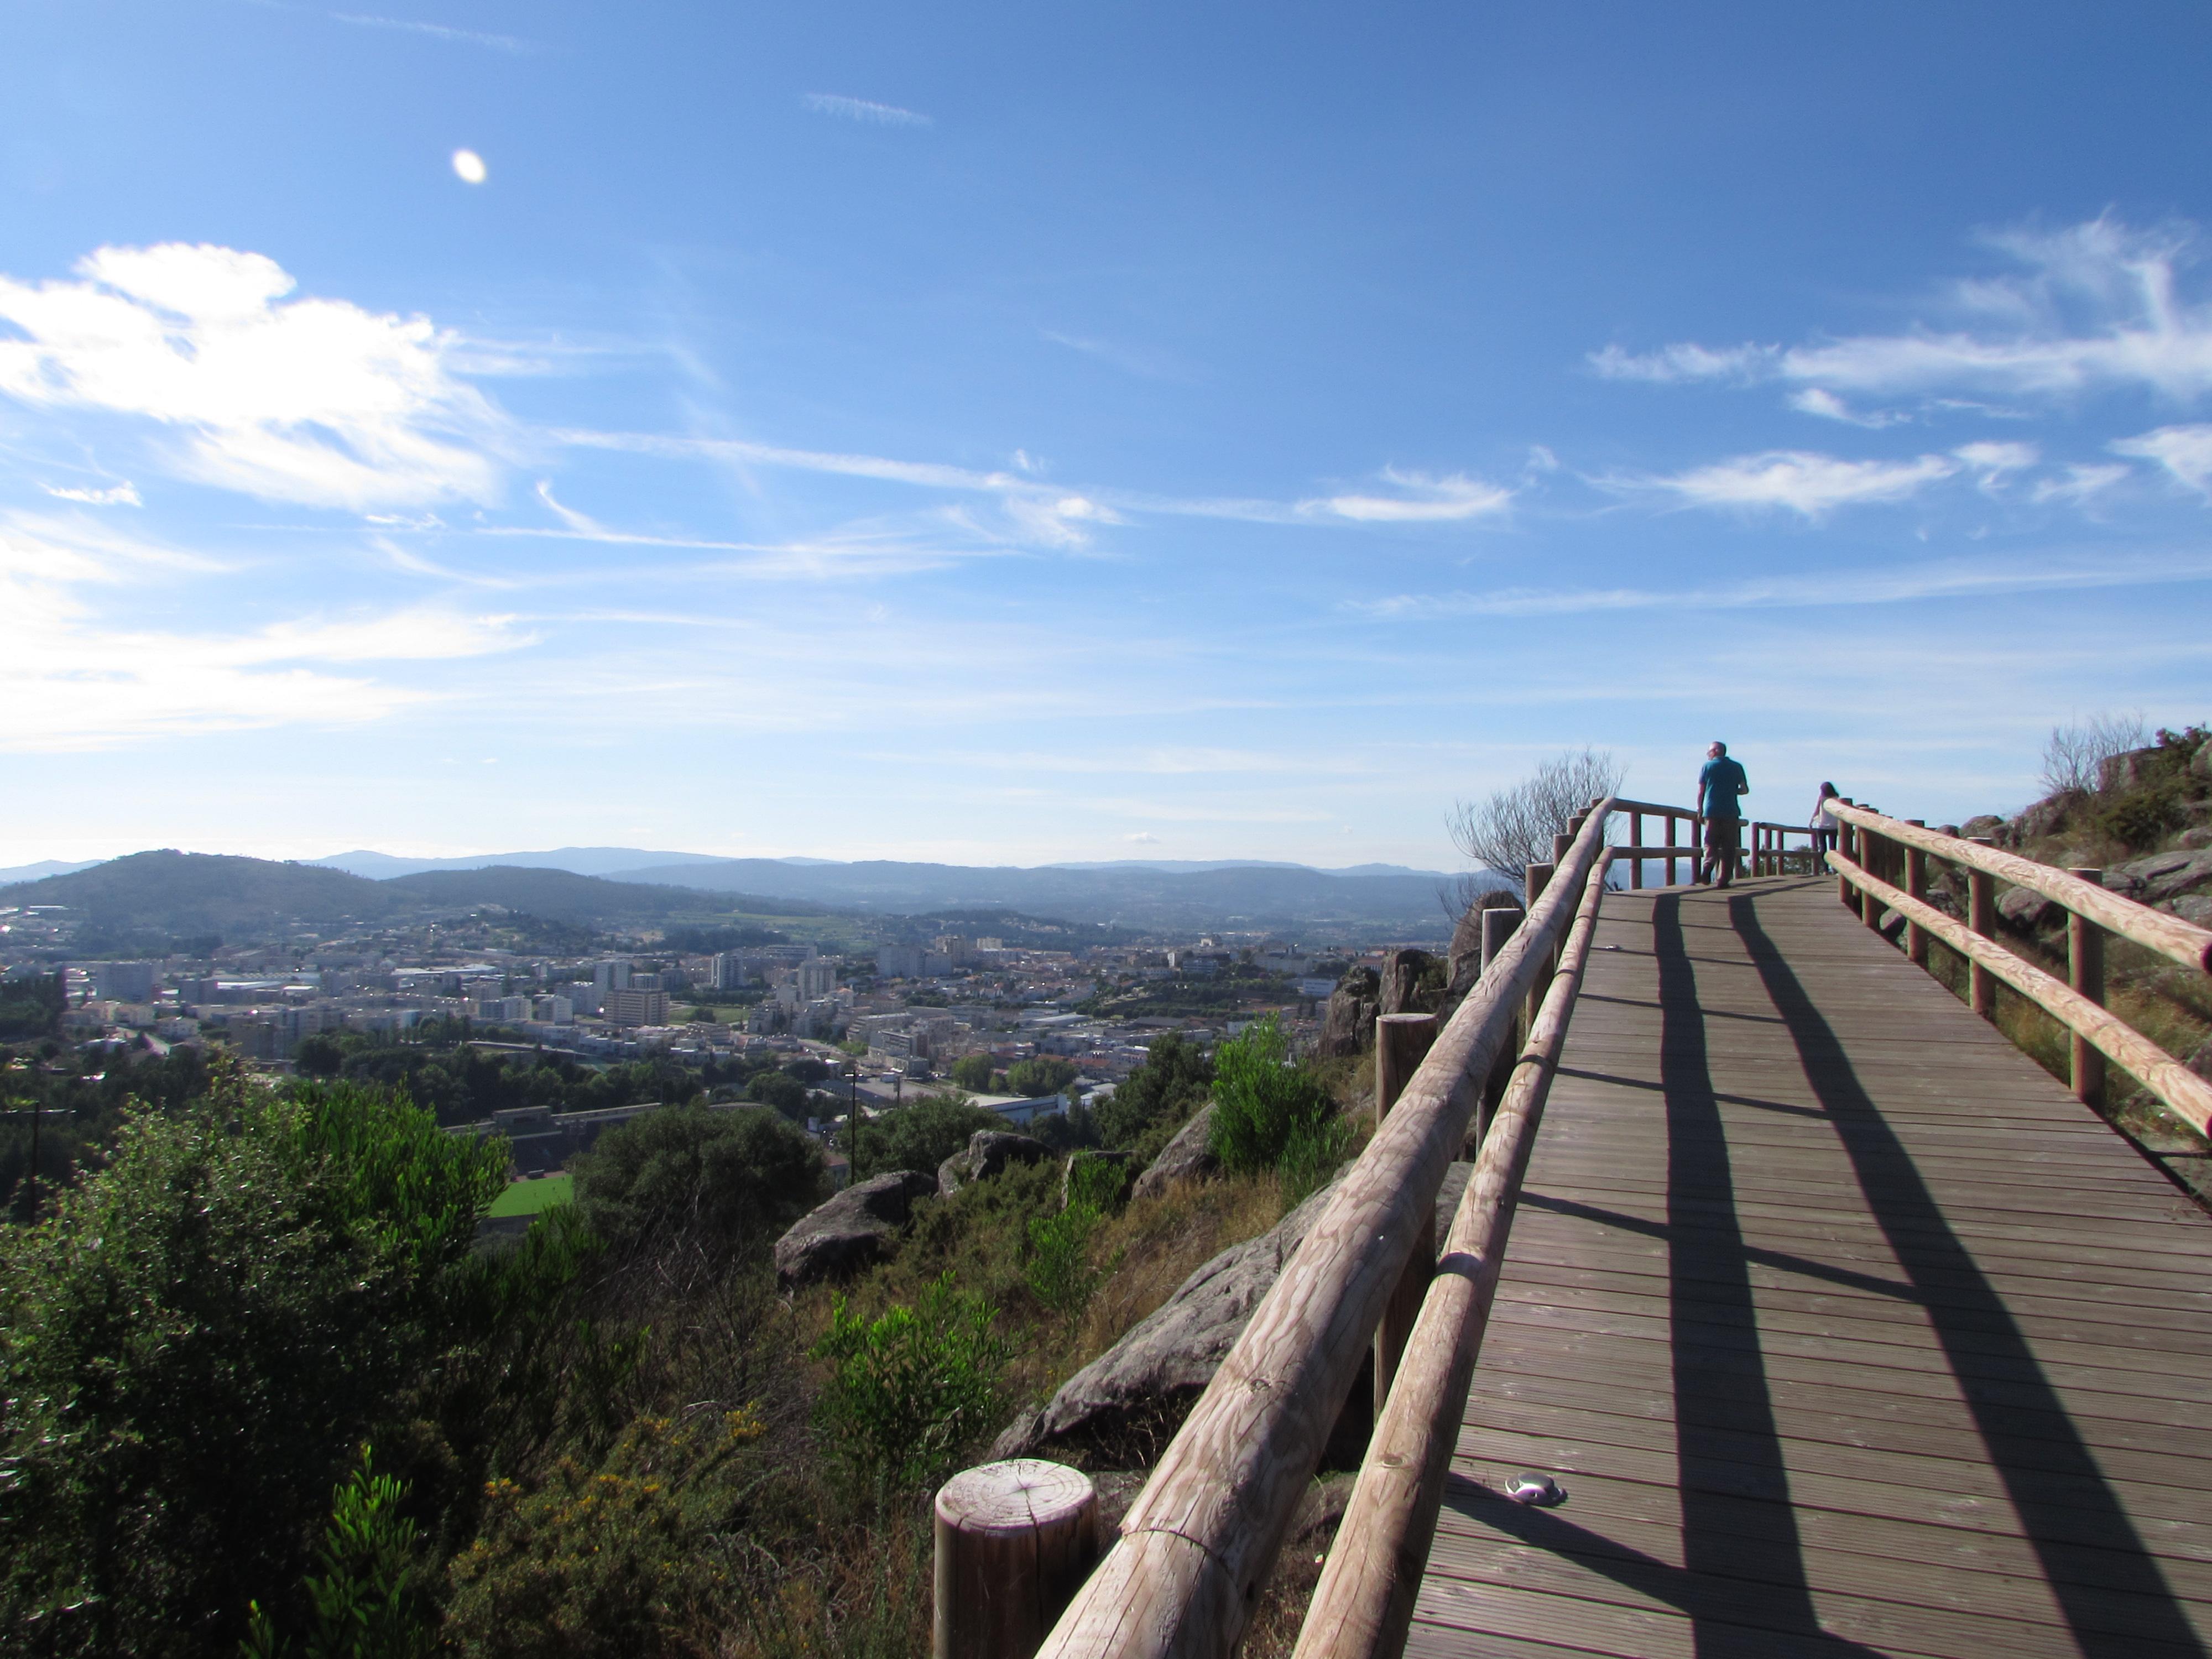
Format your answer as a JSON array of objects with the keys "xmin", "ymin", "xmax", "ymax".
[{"xmin": 1410, "ymin": 874, "xmax": 2212, "ymax": 1659}]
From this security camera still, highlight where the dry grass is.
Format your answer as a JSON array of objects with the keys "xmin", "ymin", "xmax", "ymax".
[{"xmin": 1072, "ymin": 1171, "xmax": 1287, "ymax": 1369}]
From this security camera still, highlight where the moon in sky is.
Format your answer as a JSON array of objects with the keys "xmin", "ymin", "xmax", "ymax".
[{"xmin": 451, "ymin": 149, "xmax": 487, "ymax": 184}]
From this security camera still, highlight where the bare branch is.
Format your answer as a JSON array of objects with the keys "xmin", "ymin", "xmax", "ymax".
[
  {"xmin": 1446, "ymin": 747, "xmax": 1625, "ymax": 887},
  {"xmin": 2040, "ymin": 711, "xmax": 2145, "ymax": 796}
]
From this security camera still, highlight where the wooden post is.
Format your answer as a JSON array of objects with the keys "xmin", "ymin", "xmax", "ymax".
[
  {"xmin": 1905, "ymin": 821, "xmax": 1928, "ymax": 966},
  {"xmin": 1688, "ymin": 811, "xmax": 1703, "ymax": 884},
  {"xmin": 1373, "ymin": 1013, "xmax": 1439, "ymax": 1416},
  {"xmin": 1967, "ymin": 837, "xmax": 1997, "ymax": 1019},
  {"xmin": 1838, "ymin": 800, "xmax": 1856, "ymax": 906},
  {"xmin": 1630, "ymin": 811, "xmax": 1642, "ymax": 890},
  {"xmin": 1860, "ymin": 826, "xmax": 1881, "ymax": 927},
  {"xmin": 2069, "ymin": 870, "xmax": 2106, "ymax": 1108},
  {"xmin": 1523, "ymin": 862, "xmax": 1554, "ymax": 1030},
  {"xmin": 935, "ymin": 1460, "xmax": 1100, "ymax": 1659},
  {"xmin": 1479, "ymin": 907, "xmax": 1517, "ymax": 975}
]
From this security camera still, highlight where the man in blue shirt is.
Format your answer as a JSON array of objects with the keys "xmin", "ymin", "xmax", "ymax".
[{"xmin": 1696, "ymin": 740, "xmax": 1750, "ymax": 887}]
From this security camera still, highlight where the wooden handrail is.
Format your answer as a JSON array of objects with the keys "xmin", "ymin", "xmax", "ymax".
[
  {"xmin": 1294, "ymin": 850, "xmax": 1614, "ymax": 1659},
  {"xmin": 1828, "ymin": 847, "xmax": 2212, "ymax": 1136},
  {"xmin": 1034, "ymin": 806, "xmax": 1618, "ymax": 1659},
  {"xmin": 1830, "ymin": 802, "xmax": 2212, "ymax": 975}
]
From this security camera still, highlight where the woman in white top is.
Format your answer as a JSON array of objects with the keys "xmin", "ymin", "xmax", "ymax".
[{"xmin": 1811, "ymin": 782, "xmax": 1841, "ymax": 861}]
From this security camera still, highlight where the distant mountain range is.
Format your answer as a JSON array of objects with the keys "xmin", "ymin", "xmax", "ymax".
[{"xmin": 2, "ymin": 848, "xmax": 1469, "ymax": 942}]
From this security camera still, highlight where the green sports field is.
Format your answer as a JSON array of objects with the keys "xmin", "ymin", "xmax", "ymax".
[{"xmin": 487, "ymin": 1173, "xmax": 573, "ymax": 1218}]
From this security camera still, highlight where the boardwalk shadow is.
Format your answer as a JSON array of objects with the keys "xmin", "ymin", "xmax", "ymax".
[
  {"xmin": 1653, "ymin": 890, "xmax": 1838, "ymax": 1656},
  {"xmin": 1729, "ymin": 892, "xmax": 2208, "ymax": 1658}
]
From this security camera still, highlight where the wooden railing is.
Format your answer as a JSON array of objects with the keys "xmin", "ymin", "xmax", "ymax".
[
  {"xmin": 1035, "ymin": 804, "xmax": 1619, "ymax": 1659},
  {"xmin": 1611, "ymin": 799, "xmax": 1821, "ymax": 884},
  {"xmin": 1827, "ymin": 801, "xmax": 2212, "ymax": 1136}
]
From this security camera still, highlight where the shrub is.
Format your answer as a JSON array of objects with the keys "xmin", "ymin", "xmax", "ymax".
[
  {"xmin": 947, "ymin": 1054, "xmax": 995, "ymax": 1092},
  {"xmin": 811, "ymin": 1276, "xmax": 1009, "ymax": 1496},
  {"xmin": 0, "ymin": 1065, "xmax": 504, "ymax": 1658},
  {"xmin": 1208, "ymin": 1017, "xmax": 1342, "ymax": 1180},
  {"xmin": 853, "ymin": 1093, "xmax": 1003, "ymax": 1180},
  {"xmin": 570, "ymin": 1105, "xmax": 825, "ymax": 1264},
  {"xmin": 1095, "ymin": 1033, "xmax": 1212, "ymax": 1149},
  {"xmin": 443, "ymin": 1407, "xmax": 768, "ymax": 1659},
  {"xmin": 244, "ymin": 1446, "xmax": 434, "ymax": 1659},
  {"xmin": 1026, "ymin": 1202, "xmax": 1104, "ymax": 1316}
]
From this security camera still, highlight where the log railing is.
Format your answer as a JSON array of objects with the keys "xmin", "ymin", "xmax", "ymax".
[
  {"xmin": 1612, "ymin": 799, "xmax": 1819, "ymax": 884},
  {"xmin": 1827, "ymin": 801, "xmax": 2212, "ymax": 1136},
  {"xmin": 1034, "ymin": 803, "xmax": 1619, "ymax": 1659}
]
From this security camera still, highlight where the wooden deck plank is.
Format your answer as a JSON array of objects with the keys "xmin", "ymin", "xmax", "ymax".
[{"xmin": 1411, "ymin": 875, "xmax": 2212, "ymax": 1659}]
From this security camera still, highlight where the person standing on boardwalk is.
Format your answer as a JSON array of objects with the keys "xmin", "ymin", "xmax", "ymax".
[
  {"xmin": 1811, "ymin": 781, "xmax": 1841, "ymax": 862},
  {"xmin": 1696, "ymin": 740, "xmax": 1750, "ymax": 886}
]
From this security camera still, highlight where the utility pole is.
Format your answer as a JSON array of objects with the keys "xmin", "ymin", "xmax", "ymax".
[{"xmin": 848, "ymin": 1060, "xmax": 859, "ymax": 1171}]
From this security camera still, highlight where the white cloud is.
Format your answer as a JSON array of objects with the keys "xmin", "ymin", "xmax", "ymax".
[
  {"xmin": 0, "ymin": 516, "xmax": 523, "ymax": 751},
  {"xmin": 1297, "ymin": 468, "xmax": 1512, "ymax": 523},
  {"xmin": 42, "ymin": 481, "xmax": 140, "ymax": 505},
  {"xmin": 1588, "ymin": 342, "xmax": 1777, "ymax": 383},
  {"xmin": 1789, "ymin": 388, "xmax": 1908, "ymax": 427},
  {"xmin": 1124, "ymin": 832, "xmax": 1160, "ymax": 844},
  {"xmin": 2031, "ymin": 463, "xmax": 2130, "ymax": 505},
  {"xmin": 1635, "ymin": 450, "xmax": 1956, "ymax": 517},
  {"xmin": 0, "ymin": 242, "xmax": 508, "ymax": 509},
  {"xmin": 1002, "ymin": 493, "xmax": 1123, "ymax": 548},
  {"xmin": 1953, "ymin": 440, "xmax": 2039, "ymax": 493},
  {"xmin": 1350, "ymin": 547, "xmax": 2212, "ymax": 619},
  {"xmin": 802, "ymin": 93, "xmax": 932, "ymax": 128},
  {"xmin": 2112, "ymin": 423, "xmax": 2212, "ymax": 496},
  {"xmin": 1599, "ymin": 216, "xmax": 2212, "ymax": 404}
]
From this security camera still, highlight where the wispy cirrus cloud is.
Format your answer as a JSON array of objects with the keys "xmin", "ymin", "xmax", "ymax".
[
  {"xmin": 2112, "ymin": 423, "xmax": 2212, "ymax": 496},
  {"xmin": 802, "ymin": 93, "xmax": 932, "ymax": 128},
  {"xmin": 1349, "ymin": 547, "xmax": 2212, "ymax": 620},
  {"xmin": 1594, "ymin": 216, "xmax": 2212, "ymax": 403},
  {"xmin": 327, "ymin": 12, "xmax": 534, "ymax": 52},
  {"xmin": 2031, "ymin": 463, "xmax": 2130, "ymax": 505},
  {"xmin": 1296, "ymin": 468, "xmax": 1513, "ymax": 523},
  {"xmin": 1626, "ymin": 450, "xmax": 1957, "ymax": 517},
  {"xmin": 42, "ymin": 480, "xmax": 140, "ymax": 505},
  {"xmin": 0, "ymin": 243, "xmax": 510, "ymax": 509}
]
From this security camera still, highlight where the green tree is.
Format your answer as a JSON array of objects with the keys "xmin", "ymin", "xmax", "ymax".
[
  {"xmin": 1005, "ymin": 1056, "xmax": 1078, "ymax": 1098},
  {"xmin": 1207, "ymin": 1016, "xmax": 1343, "ymax": 1181},
  {"xmin": 243, "ymin": 1446, "xmax": 432, "ymax": 1659},
  {"xmin": 744, "ymin": 1070, "xmax": 807, "ymax": 1118},
  {"xmin": 0, "ymin": 1063, "xmax": 504, "ymax": 1658},
  {"xmin": 855, "ymin": 1093, "xmax": 1004, "ymax": 1179},
  {"xmin": 296, "ymin": 1033, "xmax": 346, "ymax": 1078},
  {"xmin": 947, "ymin": 1053, "xmax": 995, "ymax": 1093},
  {"xmin": 569, "ymin": 1104, "xmax": 825, "ymax": 1264},
  {"xmin": 1095, "ymin": 1032, "xmax": 1212, "ymax": 1149}
]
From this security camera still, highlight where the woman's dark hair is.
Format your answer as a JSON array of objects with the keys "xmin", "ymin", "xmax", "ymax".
[{"xmin": 1819, "ymin": 781, "xmax": 1838, "ymax": 796}]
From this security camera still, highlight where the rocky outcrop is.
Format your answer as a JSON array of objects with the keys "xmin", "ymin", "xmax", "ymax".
[
  {"xmin": 773, "ymin": 1169, "xmax": 938, "ymax": 1289},
  {"xmin": 2107, "ymin": 848, "xmax": 2212, "ymax": 911},
  {"xmin": 1062, "ymin": 1149, "xmax": 1136, "ymax": 1211},
  {"xmin": 1379, "ymin": 948, "xmax": 1439, "ymax": 1018},
  {"xmin": 1318, "ymin": 967, "xmax": 1380, "ymax": 1058},
  {"xmin": 937, "ymin": 1130, "xmax": 1053, "ymax": 1197},
  {"xmin": 2099, "ymin": 746, "xmax": 2169, "ymax": 793},
  {"xmin": 1997, "ymin": 886, "xmax": 2059, "ymax": 932},
  {"xmin": 1960, "ymin": 814, "xmax": 2006, "ymax": 842},
  {"xmin": 1130, "ymin": 1104, "xmax": 1218, "ymax": 1202},
  {"xmin": 994, "ymin": 1164, "xmax": 1477, "ymax": 1468}
]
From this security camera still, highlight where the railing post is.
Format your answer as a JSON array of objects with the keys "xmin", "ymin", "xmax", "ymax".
[
  {"xmin": 1479, "ymin": 907, "xmax": 1517, "ymax": 975},
  {"xmin": 2069, "ymin": 870, "xmax": 2106, "ymax": 1108},
  {"xmin": 1629, "ymin": 811, "xmax": 1642, "ymax": 890},
  {"xmin": 1838, "ymin": 800, "xmax": 1856, "ymax": 906},
  {"xmin": 935, "ymin": 1460, "xmax": 1099, "ymax": 1659},
  {"xmin": 1373, "ymin": 1013, "xmax": 1439, "ymax": 1417},
  {"xmin": 1905, "ymin": 821, "xmax": 1929, "ymax": 966},
  {"xmin": 1967, "ymin": 837, "xmax": 1997, "ymax": 1019},
  {"xmin": 1689, "ymin": 811, "xmax": 1703, "ymax": 884},
  {"xmin": 1524, "ymin": 860, "xmax": 1555, "ymax": 1027},
  {"xmin": 1861, "ymin": 824, "xmax": 1884, "ymax": 928}
]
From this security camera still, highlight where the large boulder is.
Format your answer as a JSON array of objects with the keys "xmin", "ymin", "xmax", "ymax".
[
  {"xmin": 938, "ymin": 1129, "xmax": 1054, "ymax": 1197},
  {"xmin": 1442, "ymin": 896, "xmax": 1522, "ymax": 1024},
  {"xmin": 1959, "ymin": 815, "xmax": 2006, "ymax": 842},
  {"xmin": 1998, "ymin": 885, "xmax": 2059, "ymax": 932},
  {"xmin": 773, "ymin": 1169, "xmax": 938, "ymax": 1289},
  {"xmin": 2194, "ymin": 744, "xmax": 2212, "ymax": 785},
  {"xmin": 2003, "ymin": 796, "xmax": 2074, "ymax": 848},
  {"xmin": 2109, "ymin": 848, "xmax": 2212, "ymax": 910},
  {"xmin": 1379, "ymin": 948, "xmax": 1439, "ymax": 1017},
  {"xmin": 1131, "ymin": 1104, "xmax": 1218, "ymax": 1202},
  {"xmin": 2099, "ymin": 747, "xmax": 2168, "ymax": 793},
  {"xmin": 994, "ymin": 1164, "xmax": 1477, "ymax": 1468},
  {"xmin": 1318, "ymin": 967, "xmax": 1380, "ymax": 1058}
]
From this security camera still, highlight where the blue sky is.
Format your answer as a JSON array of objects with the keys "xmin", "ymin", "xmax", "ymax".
[{"xmin": 5, "ymin": 2, "xmax": 2210, "ymax": 871}]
